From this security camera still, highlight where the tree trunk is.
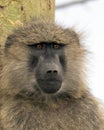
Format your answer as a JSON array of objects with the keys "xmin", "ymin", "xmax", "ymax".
[{"xmin": 0, "ymin": 0, "xmax": 55, "ymax": 45}]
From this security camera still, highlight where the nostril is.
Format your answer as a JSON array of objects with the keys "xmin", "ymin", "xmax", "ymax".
[
  {"xmin": 47, "ymin": 70, "xmax": 58, "ymax": 75},
  {"xmin": 53, "ymin": 70, "xmax": 58, "ymax": 74},
  {"xmin": 47, "ymin": 70, "xmax": 52, "ymax": 74}
]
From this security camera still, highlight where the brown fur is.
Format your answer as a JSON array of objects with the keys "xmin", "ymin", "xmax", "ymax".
[
  {"xmin": 0, "ymin": 20, "xmax": 104, "ymax": 130},
  {"xmin": 0, "ymin": 45, "xmax": 2, "ymax": 72}
]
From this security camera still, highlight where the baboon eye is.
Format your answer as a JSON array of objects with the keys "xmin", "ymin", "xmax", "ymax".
[
  {"xmin": 53, "ymin": 44, "xmax": 65, "ymax": 49},
  {"xmin": 53, "ymin": 44, "xmax": 60, "ymax": 49},
  {"xmin": 36, "ymin": 44, "xmax": 45, "ymax": 49},
  {"xmin": 28, "ymin": 43, "xmax": 45, "ymax": 50}
]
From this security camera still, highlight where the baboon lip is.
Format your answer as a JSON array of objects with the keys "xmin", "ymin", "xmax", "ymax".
[
  {"xmin": 37, "ymin": 79, "xmax": 62, "ymax": 94},
  {"xmin": 37, "ymin": 79, "xmax": 61, "ymax": 84}
]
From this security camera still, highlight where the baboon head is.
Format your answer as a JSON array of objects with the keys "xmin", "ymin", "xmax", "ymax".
[{"xmin": 0, "ymin": 20, "xmax": 87, "ymax": 100}]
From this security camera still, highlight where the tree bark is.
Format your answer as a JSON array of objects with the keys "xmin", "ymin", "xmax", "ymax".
[{"xmin": 0, "ymin": 0, "xmax": 55, "ymax": 45}]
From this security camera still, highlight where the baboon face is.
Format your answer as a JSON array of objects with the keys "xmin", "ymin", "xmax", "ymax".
[
  {"xmin": 2, "ymin": 20, "xmax": 85, "ymax": 98},
  {"xmin": 28, "ymin": 42, "xmax": 65, "ymax": 94}
]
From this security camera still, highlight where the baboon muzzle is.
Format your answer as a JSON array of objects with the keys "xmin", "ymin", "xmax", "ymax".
[{"xmin": 36, "ymin": 57, "xmax": 63, "ymax": 94}]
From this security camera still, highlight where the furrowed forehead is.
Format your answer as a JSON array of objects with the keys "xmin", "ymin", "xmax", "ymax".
[{"xmin": 5, "ymin": 21, "xmax": 79, "ymax": 47}]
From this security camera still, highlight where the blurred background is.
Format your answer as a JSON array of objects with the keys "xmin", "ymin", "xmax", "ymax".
[{"xmin": 55, "ymin": 0, "xmax": 104, "ymax": 101}]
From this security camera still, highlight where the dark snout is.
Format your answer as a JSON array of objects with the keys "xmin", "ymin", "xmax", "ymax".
[{"xmin": 36, "ymin": 61, "xmax": 63, "ymax": 94}]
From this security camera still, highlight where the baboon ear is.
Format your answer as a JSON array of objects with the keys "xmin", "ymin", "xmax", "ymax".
[
  {"xmin": 0, "ymin": 44, "xmax": 3, "ymax": 55},
  {"xmin": 5, "ymin": 35, "xmax": 13, "ymax": 48}
]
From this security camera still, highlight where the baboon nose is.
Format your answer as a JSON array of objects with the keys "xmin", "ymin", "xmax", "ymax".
[{"xmin": 46, "ymin": 70, "xmax": 58, "ymax": 77}]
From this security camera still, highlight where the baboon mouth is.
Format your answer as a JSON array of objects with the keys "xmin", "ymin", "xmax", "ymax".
[{"xmin": 37, "ymin": 79, "xmax": 62, "ymax": 94}]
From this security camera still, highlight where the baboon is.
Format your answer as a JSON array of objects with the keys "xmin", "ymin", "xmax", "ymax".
[{"xmin": 0, "ymin": 20, "xmax": 104, "ymax": 130}]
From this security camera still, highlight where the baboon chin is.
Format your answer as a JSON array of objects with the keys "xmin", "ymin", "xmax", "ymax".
[{"xmin": 0, "ymin": 20, "xmax": 104, "ymax": 130}]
